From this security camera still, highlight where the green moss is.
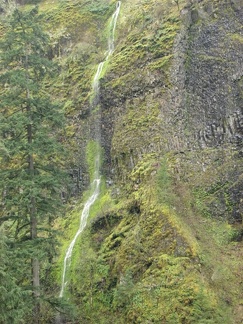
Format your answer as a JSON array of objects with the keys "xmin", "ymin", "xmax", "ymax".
[
  {"xmin": 56, "ymin": 144, "xmax": 236, "ymax": 322},
  {"xmin": 86, "ymin": 140, "xmax": 103, "ymax": 180},
  {"xmin": 148, "ymin": 54, "xmax": 173, "ymax": 71},
  {"xmin": 122, "ymin": 254, "xmax": 225, "ymax": 323},
  {"xmin": 228, "ymin": 33, "xmax": 243, "ymax": 43},
  {"xmin": 111, "ymin": 102, "xmax": 162, "ymax": 175},
  {"xmin": 106, "ymin": 11, "xmax": 179, "ymax": 77}
]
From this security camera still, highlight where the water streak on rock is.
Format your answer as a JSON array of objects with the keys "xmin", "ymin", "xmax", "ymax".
[{"xmin": 59, "ymin": 1, "xmax": 121, "ymax": 299}]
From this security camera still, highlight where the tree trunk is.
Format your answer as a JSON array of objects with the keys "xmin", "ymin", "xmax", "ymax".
[
  {"xmin": 30, "ymin": 195, "xmax": 40, "ymax": 302},
  {"xmin": 28, "ymin": 116, "xmax": 40, "ymax": 323}
]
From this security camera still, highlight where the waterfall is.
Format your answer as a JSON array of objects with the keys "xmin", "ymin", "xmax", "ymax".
[
  {"xmin": 92, "ymin": 1, "xmax": 121, "ymax": 101},
  {"xmin": 59, "ymin": 177, "xmax": 100, "ymax": 298},
  {"xmin": 59, "ymin": 1, "xmax": 121, "ymax": 299}
]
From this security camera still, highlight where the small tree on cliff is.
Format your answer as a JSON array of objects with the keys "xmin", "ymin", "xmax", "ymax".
[{"xmin": 0, "ymin": 6, "xmax": 66, "ymax": 322}]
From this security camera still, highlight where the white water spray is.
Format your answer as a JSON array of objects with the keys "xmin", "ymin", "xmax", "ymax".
[
  {"xmin": 59, "ymin": 176, "xmax": 100, "ymax": 298},
  {"xmin": 93, "ymin": 1, "xmax": 121, "ymax": 93},
  {"xmin": 59, "ymin": 1, "xmax": 121, "ymax": 299}
]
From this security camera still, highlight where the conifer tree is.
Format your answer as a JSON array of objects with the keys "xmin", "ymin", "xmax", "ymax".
[
  {"xmin": 0, "ymin": 6, "xmax": 67, "ymax": 322},
  {"xmin": 0, "ymin": 226, "xmax": 31, "ymax": 324}
]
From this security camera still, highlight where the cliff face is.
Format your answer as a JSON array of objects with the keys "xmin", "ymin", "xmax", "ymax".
[
  {"xmin": 85, "ymin": 0, "xmax": 243, "ymax": 322},
  {"xmin": 13, "ymin": 0, "xmax": 242, "ymax": 322},
  {"xmin": 173, "ymin": 1, "xmax": 243, "ymax": 150},
  {"xmin": 173, "ymin": 1, "xmax": 243, "ymax": 224},
  {"xmin": 100, "ymin": 0, "xmax": 243, "ymax": 223}
]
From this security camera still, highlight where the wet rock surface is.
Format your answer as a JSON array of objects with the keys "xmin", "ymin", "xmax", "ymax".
[{"xmin": 99, "ymin": 1, "xmax": 243, "ymax": 222}]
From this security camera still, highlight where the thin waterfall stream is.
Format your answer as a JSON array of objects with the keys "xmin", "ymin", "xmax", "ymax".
[{"xmin": 59, "ymin": 1, "xmax": 121, "ymax": 299}]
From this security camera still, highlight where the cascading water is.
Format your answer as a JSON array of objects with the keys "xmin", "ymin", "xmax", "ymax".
[
  {"xmin": 59, "ymin": 1, "xmax": 121, "ymax": 299},
  {"xmin": 59, "ymin": 174, "xmax": 100, "ymax": 298},
  {"xmin": 92, "ymin": 1, "xmax": 121, "ymax": 105}
]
